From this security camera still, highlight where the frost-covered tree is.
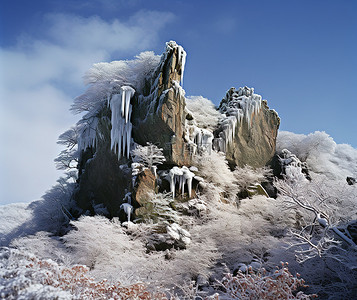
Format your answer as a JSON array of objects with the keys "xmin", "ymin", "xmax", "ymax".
[
  {"xmin": 233, "ymin": 165, "xmax": 272, "ymax": 192},
  {"xmin": 55, "ymin": 127, "xmax": 80, "ymax": 170},
  {"xmin": 71, "ymin": 51, "xmax": 160, "ymax": 114},
  {"xmin": 131, "ymin": 142, "xmax": 166, "ymax": 176},
  {"xmin": 274, "ymin": 169, "xmax": 357, "ymax": 268}
]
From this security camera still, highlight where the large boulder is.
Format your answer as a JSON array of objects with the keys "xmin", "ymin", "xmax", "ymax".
[{"xmin": 215, "ymin": 87, "xmax": 280, "ymax": 168}]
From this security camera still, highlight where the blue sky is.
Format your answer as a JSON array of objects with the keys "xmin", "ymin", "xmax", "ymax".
[{"xmin": 1, "ymin": 0, "xmax": 356, "ymax": 205}]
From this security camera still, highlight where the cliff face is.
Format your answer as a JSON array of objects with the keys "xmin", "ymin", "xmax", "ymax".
[
  {"xmin": 73, "ymin": 42, "xmax": 280, "ymax": 218},
  {"xmin": 215, "ymin": 87, "xmax": 280, "ymax": 168}
]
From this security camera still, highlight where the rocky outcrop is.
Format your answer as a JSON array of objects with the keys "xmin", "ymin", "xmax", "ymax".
[
  {"xmin": 346, "ymin": 177, "xmax": 356, "ymax": 185},
  {"xmin": 73, "ymin": 43, "xmax": 281, "ymax": 218},
  {"xmin": 132, "ymin": 41, "xmax": 191, "ymax": 166},
  {"xmin": 214, "ymin": 87, "xmax": 280, "ymax": 168}
]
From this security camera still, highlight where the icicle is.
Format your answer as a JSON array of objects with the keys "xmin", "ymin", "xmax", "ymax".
[
  {"xmin": 181, "ymin": 176, "xmax": 185, "ymax": 196},
  {"xmin": 121, "ymin": 90, "xmax": 125, "ymax": 117},
  {"xmin": 182, "ymin": 166, "xmax": 194, "ymax": 198},
  {"xmin": 168, "ymin": 167, "xmax": 184, "ymax": 199},
  {"xmin": 169, "ymin": 170, "xmax": 175, "ymax": 198},
  {"xmin": 187, "ymin": 177, "xmax": 192, "ymax": 197},
  {"xmin": 120, "ymin": 203, "xmax": 133, "ymax": 222},
  {"xmin": 126, "ymin": 121, "xmax": 132, "ymax": 158},
  {"xmin": 125, "ymin": 89, "xmax": 131, "ymax": 122}
]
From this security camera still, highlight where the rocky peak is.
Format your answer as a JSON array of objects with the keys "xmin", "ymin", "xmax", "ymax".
[
  {"xmin": 214, "ymin": 87, "xmax": 280, "ymax": 168},
  {"xmin": 131, "ymin": 41, "xmax": 190, "ymax": 165}
]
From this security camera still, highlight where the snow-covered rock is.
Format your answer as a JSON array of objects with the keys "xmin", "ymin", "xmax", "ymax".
[{"xmin": 214, "ymin": 87, "xmax": 280, "ymax": 168}]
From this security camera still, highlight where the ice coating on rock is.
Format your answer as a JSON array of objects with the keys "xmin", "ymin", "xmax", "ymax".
[
  {"xmin": 216, "ymin": 87, "xmax": 262, "ymax": 150},
  {"xmin": 165, "ymin": 41, "xmax": 186, "ymax": 87}
]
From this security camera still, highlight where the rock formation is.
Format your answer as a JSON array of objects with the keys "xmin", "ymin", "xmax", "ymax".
[
  {"xmin": 72, "ymin": 41, "xmax": 280, "ymax": 218},
  {"xmin": 214, "ymin": 87, "xmax": 280, "ymax": 168}
]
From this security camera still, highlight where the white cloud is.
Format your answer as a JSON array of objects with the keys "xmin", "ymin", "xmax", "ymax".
[{"xmin": 0, "ymin": 11, "xmax": 175, "ymax": 205}]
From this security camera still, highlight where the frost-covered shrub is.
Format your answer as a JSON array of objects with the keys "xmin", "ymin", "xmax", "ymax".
[
  {"xmin": 185, "ymin": 96, "xmax": 222, "ymax": 131},
  {"xmin": 10, "ymin": 231, "xmax": 71, "ymax": 265},
  {"xmin": 55, "ymin": 126, "xmax": 80, "ymax": 171},
  {"xmin": 233, "ymin": 165, "xmax": 272, "ymax": 191},
  {"xmin": 63, "ymin": 216, "xmax": 148, "ymax": 283},
  {"xmin": 274, "ymin": 172, "xmax": 357, "ymax": 267},
  {"xmin": 36, "ymin": 173, "xmax": 76, "ymax": 233},
  {"xmin": 218, "ymin": 263, "xmax": 316, "ymax": 300},
  {"xmin": 0, "ymin": 247, "xmax": 165, "ymax": 300},
  {"xmin": 189, "ymin": 196, "xmax": 287, "ymax": 275},
  {"xmin": 195, "ymin": 151, "xmax": 238, "ymax": 201},
  {"xmin": 277, "ymin": 131, "xmax": 357, "ymax": 179},
  {"xmin": 135, "ymin": 192, "xmax": 181, "ymax": 224}
]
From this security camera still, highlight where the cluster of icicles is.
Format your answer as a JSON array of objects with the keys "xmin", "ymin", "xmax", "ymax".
[
  {"xmin": 167, "ymin": 166, "xmax": 195, "ymax": 199},
  {"xmin": 77, "ymin": 85, "xmax": 135, "ymax": 159},
  {"xmin": 109, "ymin": 86, "xmax": 135, "ymax": 159}
]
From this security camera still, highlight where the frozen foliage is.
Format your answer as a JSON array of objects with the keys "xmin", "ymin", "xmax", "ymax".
[
  {"xmin": 166, "ymin": 223, "xmax": 191, "ymax": 245},
  {"xmin": 277, "ymin": 131, "xmax": 357, "ymax": 179},
  {"xmin": 218, "ymin": 263, "xmax": 315, "ymax": 299},
  {"xmin": 1, "ymin": 173, "xmax": 76, "ymax": 246},
  {"xmin": 136, "ymin": 192, "xmax": 181, "ymax": 224},
  {"xmin": 0, "ymin": 247, "xmax": 165, "ymax": 300},
  {"xmin": 185, "ymin": 96, "xmax": 222, "ymax": 131},
  {"xmin": 76, "ymin": 102, "xmax": 107, "ymax": 153},
  {"xmin": 60, "ymin": 215, "xmax": 219, "ymax": 289},
  {"xmin": 233, "ymin": 165, "xmax": 272, "ymax": 192},
  {"xmin": 56, "ymin": 126, "xmax": 80, "ymax": 170},
  {"xmin": 215, "ymin": 87, "xmax": 262, "ymax": 152},
  {"xmin": 109, "ymin": 86, "xmax": 135, "ymax": 159},
  {"xmin": 131, "ymin": 142, "xmax": 166, "ymax": 171},
  {"xmin": 62, "ymin": 216, "xmax": 148, "ymax": 284},
  {"xmin": 196, "ymin": 151, "xmax": 236, "ymax": 190},
  {"xmin": 274, "ymin": 170, "xmax": 357, "ymax": 270},
  {"xmin": 71, "ymin": 51, "xmax": 160, "ymax": 114}
]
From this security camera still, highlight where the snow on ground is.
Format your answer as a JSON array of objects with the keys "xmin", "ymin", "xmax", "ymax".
[{"xmin": 0, "ymin": 203, "xmax": 32, "ymax": 245}]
